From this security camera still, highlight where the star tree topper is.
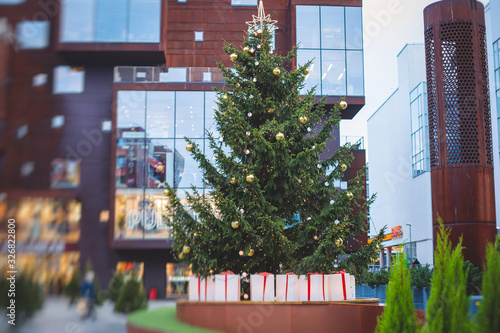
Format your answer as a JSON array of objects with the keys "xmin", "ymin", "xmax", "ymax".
[{"xmin": 246, "ymin": 0, "xmax": 278, "ymax": 32}]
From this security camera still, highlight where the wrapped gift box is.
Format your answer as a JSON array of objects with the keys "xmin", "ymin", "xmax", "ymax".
[
  {"xmin": 189, "ymin": 275, "xmax": 215, "ymax": 301},
  {"xmin": 328, "ymin": 271, "xmax": 356, "ymax": 301},
  {"xmin": 276, "ymin": 274, "xmax": 300, "ymax": 302},
  {"xmin": 250, "ymin": 273, "xmax": 274, "ymax": 301},
  {"xmin": 214, "ymin": 271, "xmax": 240, "ymax": 302},
  {"xmin": 299, "ymin": 273, "xmax": 329, "ymax": 301}
]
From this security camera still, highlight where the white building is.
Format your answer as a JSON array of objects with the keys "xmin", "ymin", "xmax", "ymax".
[{"xmin": 367, "ymin": 0, "xmax": 500, "ymax": 267}]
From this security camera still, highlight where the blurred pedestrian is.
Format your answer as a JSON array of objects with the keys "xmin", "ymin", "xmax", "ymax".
[{"xmin": 80, "ymin": 271, "xmax": 96, "ymax": 320}]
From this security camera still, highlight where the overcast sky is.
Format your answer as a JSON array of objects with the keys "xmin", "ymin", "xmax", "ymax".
[{"xmin": 341, "ymin": 0, "xmax": 489, "ymax": 149}]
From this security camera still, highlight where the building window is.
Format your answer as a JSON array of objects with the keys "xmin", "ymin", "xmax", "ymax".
[
  {"xmin": 410, "ymin": 82, "xmax": 430, "ymax": 177},
  {"xmin": 194, "ymin": 31, "xmax": 204, "ymax": 42},
  {"xmin": 16, "ymin": 21, "xmax": 50, "ymax": 49},
  {"xmin": 493, "ymin": 39, "xmax": 500, "ymax": 155},
  {"xmin": 114, "ymin": 90, "xmax": 223, "ymax": 240},
  {"xmin": 296, "ymin": 5, "xmax": 364, "ymax": 96},
  {"xmin": 60, "ymin": 0, "xmax": 161, "ymax": 43},
  {"xmin": 53, "ymin": 66, "xmax": 85, "ymax": 94},
  {"xmin": 231, "ymin": 0, "xmax": 257, "ymax": 5}
]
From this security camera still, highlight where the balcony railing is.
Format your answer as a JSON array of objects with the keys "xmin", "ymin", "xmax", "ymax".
[
  {"xmin": 340, "ymin": 136, "xmax": 364, "ymax": 149},
  {"xmin": 113, "ymin": 66, "xmax": 224, "ymax": 83}
]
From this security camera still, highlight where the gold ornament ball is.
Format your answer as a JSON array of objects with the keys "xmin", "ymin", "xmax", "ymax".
[
  {"xmin": 303, "ymin": 68, "xmax": 309, "ymax": 75},
  {"xmin": 231, "ymin": 221, "xmax": 240, "ymax": 229},
  {"xmin": 335, "ymin": 238, "xmax": 343, "ymax": 247},
  {"xmin": 243, "ymin": 46, "xmax": 249, "ymax": 52},
  {"xmin": 339, "ymin": 101, "xmax": 348, "ymax": 110},
  {"xmin": 243, "ymin": 294, "xmax": 249, "ymax": 300},
  {"xmin": 267, "ymin": 108, "xmax": 274, "ymax": 114},
  {"xmin": 373, "ymin": 244, "xmax": 380, "ymax": 252},
  {"xmin": 341, "ymin": 164, "xmax": 347, "ymax": 172},
  {"xmin": 248, "ymin": 249, "xmax": 254, "ymax": 256},
  {"xmin": 273, "ymin": 67, "xmax": 281, "ymax": 76},
  {"xmin": 236, "ymin": 82, "xmax": 241, "ymax": 88},
  {"xmin": 230, "ymin": 53, "xmax": 238, "ymax": 62},
  {"xmin": 179, "ymin": 253, "xmax": 184, "ymax": 260},
  {"xmin": 299, "ymin": 116, "xmax": 307, "ymax": 124},
  {"xmin": 186, "ymin": 143, "xmax": 194, "ymax": 152},
  {"xmin": 246, "ymin": 174, "xmax": 255, "ymax": 183},
  {"xmin": 230, "ymin": 177, "xmax": 237, "ymax": 184},
  {"xmin": 182, "ymin": 245, "xmax": 191, "ymax": 254},
  {"xmin": 163, "ymin": 189, "xmax": 170, "ymax": 196},
  {"xmin": 346, "ymin": 191, "xmax": 354, "ymax": 200},
  {"xmin": 223, "ymin": 94, "xmax": 228, "ymax": 100},
  {"xmin": 276, "ymin": 132, "xmax": 284, "ymax": 141},
  {"xmin": 209, "ymin": 269, "xmax": 214, "ymax": 274}
]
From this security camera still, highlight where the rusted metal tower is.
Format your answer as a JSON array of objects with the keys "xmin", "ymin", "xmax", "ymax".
[{"xmin": 424, "ymin": 0, "xmax": 496, "ymax": 267}]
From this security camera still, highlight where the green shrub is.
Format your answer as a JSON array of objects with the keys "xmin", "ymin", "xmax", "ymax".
[
  {"xmin": 114, "ymin": 269, "xmax": 148, "ymax": 313},
  {"xmin": 63, "ymin": 266, "xmax": 81, "ymax": 303},
  {"xmin": 375, "ymin": 253, "xmax": 419, "ymax": 333},
  {"xmin": 410, "ymin": 264, "xmax": 433, "ymax": 289},
  {"xmin": 463, "ymin": 261, "xmax": 482, "ymax": 296},
  {"xmin": 423, "ymin": 221, "xmax": 470, "ymax": 333},
  {"xmin": 473, "ymin": 235, "xmax": 500, "ymax": 333},
  {"xmin": 107, "ymin": 270, "xmax": 125, "ymax": 302},
  {"xmin": 366, "ymin": 269, "xmax": 390, "ymax": 287}
]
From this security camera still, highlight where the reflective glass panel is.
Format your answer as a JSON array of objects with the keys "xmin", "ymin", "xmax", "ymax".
[
  {"xmin": 53, "ymin": 66, "xmax": 85, "ymax": 94},
  {"xmin": 296, "ymin": 6, "xmax": 320, "ymax": 49},
  {"xmin": 16, "ymin": 21, "xmax": 50, "ymax": 49},
  {"xmin": 95, "ymin": 0, "xmax": 127, "ymax": 42},
  {"xmin": 60, "ymin": 0, "xmax": 95, "ymax": 42},
  {"xmin": 146, "ymin": 139, "xmax": 175, "ymax": 188},
  {"xmin": 204, "ymin": 92, "xmax": 218, "ymax": 138},
  {"xmin": 146, "ymin": 91, "xmax": 174, "ymax": 138},
  {"xmin": 298, "ymin": 50, "xmax": 321, "ymax": 94},
  {"xmin": 143, "ymin": 189, "xmax": 170, "ymax": 239},
  {"xmin": 175, "ymin": 92, "xmax": 205, "ymax": 138},
  {"xmin": 345, "ymin": 7, "xmax": 363, "ymax": 50},
  {"xmin": 129, "ymin": 0, "xmax": 161, "ymax": 42},
  {"xmin": 116, "ymin": 138, "xmax": 148, "ymax": 188},
  {"xmin": 346, "ymin": 51, "xmax": 364, "ymax": 95},
  {"xmin": 117, "ymin": 91, "xmax": 146, "ymax": 137},
  {"xmin": 321, "ymin": 50, "xmax": 346, "ymax": 95},
  {"xmin": 321, "ymin": 6, "xmax": 344, "ymax": 49},
  {"xmin": 114, "ymin": 189, "xmax": 146, "ymax": 239},
  {"xmin": 231, "ymin": 0, "xmax": 257, "ymax": 5},
  {"xmin": 175, "ymin": 139, "xmax": 204, "ymax": 188}
]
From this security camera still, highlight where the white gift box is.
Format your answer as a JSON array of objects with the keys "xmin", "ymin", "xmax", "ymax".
[
  {"xmin": 299, "ymin": 274, "xmax": 329, "ymax": 301},
  {"xmin": 189, "ymin": 276, "xmax": 215, "ymax": 301},
  {"xmin": 276, "ymin": 274, "xmax": 300, "ymax": 302},
  {"xmin": 328, "ymin": 272, "xmax": 356, "ymax": 301},
  {"xmin": 250, "ymin": 273, "xmax": 274, "ymax": 301},
  {"xmin": 214, "ymin": 272, "xmax": 240, "ymax": 302}
]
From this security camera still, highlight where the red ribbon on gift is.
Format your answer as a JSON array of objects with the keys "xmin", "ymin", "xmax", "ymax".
[
  {"xmin": 307, "ymin": 273, "xmax": 324, "ymax": 301},
  {"xmin": 257, "ymin": 273, "xmax": 273, "ymax": 301},
  {"xmin": 220, "ymin": 271, "xmax": 235, "ymax": 302},
  {"xmin": 285, "ymin": 273, "xmax": 295, "ymax": 302},
  {"xmin": 198, "ymin": 276, "xmax": 201, "ymax": 301},
  {"xmin": 331, "ymin": 270, "xmax": 347, "ymax": 300}
]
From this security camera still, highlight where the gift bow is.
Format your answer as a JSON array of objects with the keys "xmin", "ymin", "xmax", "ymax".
[
  {"xmin": 219, "ymin": 271, "xmax": 235, "ymax": 301},
  {"xmin": 284, "ymin": 273, "xmax": 295, "ymax": 301},
  {"xmin": 258, "ymin": 272, "xmax": 273, "ymax": 301},
  {"xmin": 331, "ymin": 270, "xmax": 347, "ymax": 300},
  {"xmin": 307, "ymin": 272, "xmax": 325, "ymax": 301}
]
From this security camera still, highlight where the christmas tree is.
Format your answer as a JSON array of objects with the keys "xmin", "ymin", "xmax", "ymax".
[{"xmin": 165, "ymin": 1, "xmax": 384, "ymax": 276}]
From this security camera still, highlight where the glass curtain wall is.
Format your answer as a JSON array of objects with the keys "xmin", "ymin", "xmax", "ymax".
[
  {"xmin": 410, "ymin": 82, "xmax": 430, "ymax": 177},
  {"xmin": 296, "ymin": 5, "xmax": 364, "ymax": 96},
  {"xmin": 115, "ymin": 91, "xmax": 219, "ymax": 240},
  {"xmin": 60, "ymin": 0, "xmax": 161, "ymax": 43}
]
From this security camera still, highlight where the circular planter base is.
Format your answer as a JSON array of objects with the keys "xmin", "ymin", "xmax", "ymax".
[{"xmin": 175, "ymin": 299, "xmax": 415, "ymax": 333}]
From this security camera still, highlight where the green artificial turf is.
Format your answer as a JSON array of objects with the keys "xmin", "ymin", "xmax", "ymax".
[{"xmin": 128, "ymin": 306, "xmax": 220, "ymax": 333}]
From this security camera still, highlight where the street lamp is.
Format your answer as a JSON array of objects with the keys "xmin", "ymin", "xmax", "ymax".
[{"xmin": 406, "ymin": 223, "xmax": 412, "ymax": 264}]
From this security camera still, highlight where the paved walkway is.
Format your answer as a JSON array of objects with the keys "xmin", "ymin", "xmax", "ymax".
[{"xmin": 2, "ymin": 296, "xmax": 175, "ymax": 333}]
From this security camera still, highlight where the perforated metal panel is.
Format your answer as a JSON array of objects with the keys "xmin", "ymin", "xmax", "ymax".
[
  {"xmin": 425, "ymin": 26, "xmax": 439, "ymax": 167},
  {"xmin": 479, "ymin": 24, "xmax": 493, "ymax": 165},
  {"xmin": 440, "ymin": 21, "xmax": 480, "ymax": 165}
]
